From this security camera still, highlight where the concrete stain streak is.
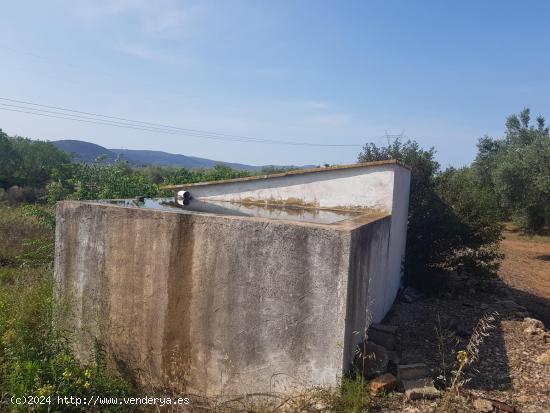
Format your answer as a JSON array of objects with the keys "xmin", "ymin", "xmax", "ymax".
[{"xmin": 54, "ymin": 162, "xmax": 411, "ymax": 396}]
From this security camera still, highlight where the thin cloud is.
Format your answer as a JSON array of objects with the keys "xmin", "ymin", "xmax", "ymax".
[
  {"xmin": 64, "ymin": 1, "xmax": 195, "ymax": 67},
  {"xmin": 303, "ymin": 100, "xmax": 329, "ymax": 109},
  {"xmin": 116, "ymin": 43, "xmax": 189, "ymax": 67},
  {"xmin": 70, "ymin": 0, "xmax": 188, "ymax": 35}
]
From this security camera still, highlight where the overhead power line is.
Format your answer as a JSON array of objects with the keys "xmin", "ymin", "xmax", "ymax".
[
  {"xmin": 0, "ymin": 106, "xmax": 263, "ymax": 144},
  {"xmin": 0, "ymin": 103, "xmax": 278, "ymax": 143},
  {"xmin": 0, "ymin": 97, "xmax": 271, "ymax": 140},
  {"xmin": 0, "ymin": 97, "xmax": 365, "ymax": 147}
]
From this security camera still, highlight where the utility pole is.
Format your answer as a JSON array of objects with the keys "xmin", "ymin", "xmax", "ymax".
[{"xmin": 383, "ymin": 131, "xmax": 404, "ymax": 146}]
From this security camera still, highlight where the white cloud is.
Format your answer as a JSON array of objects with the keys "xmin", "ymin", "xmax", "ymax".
[
  {"xmin": 303, "ymin": 100, "xmax": 329, "ymax": 109},
  {"xmin": 71, "ymin": 0, "xmax": 189, "ymax": 35},
  {"xmin": 62, "ymin": 0, "xmax": 198, "ymax": 66},
  {"xmin": 116, "ymin": 43, "xmax": 189, "ymax": 66}
]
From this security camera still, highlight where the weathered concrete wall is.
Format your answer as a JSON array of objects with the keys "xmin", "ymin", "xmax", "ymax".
[
  {"xmin": 55, "ymin": 203, "xmax": 377, "ymax": 394},
  {"xmin": 364, "ymin": 165, "xmax": 411, "ymax": 321},
  {"xmin": 169, "ymin": 163, "xmax": 403, "ymax": 213},
  {"xmin": 386, "ymin": 164, "xmax": 412, "ymax": 318},
  {"xmin": 343, "ymin": 217, "xmax": 391, "ymax": 368},
  {"xmin": 54, "ymin": 202, "xmax": 393, "ymax": 395},
  {"xmin": 169, "ymin": 162, "xmax": 411, "ymax": 323},
  {"xmin": 54, "ymin": 161, "xmax": 411, "ymax": 395}
]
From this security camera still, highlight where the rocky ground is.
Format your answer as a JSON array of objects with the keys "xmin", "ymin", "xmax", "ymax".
[{"xmin": 368, "ymin": 229, "xmax": 550, "ymax": 412}]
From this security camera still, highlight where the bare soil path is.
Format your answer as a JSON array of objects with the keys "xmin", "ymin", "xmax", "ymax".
[
  {"xmin": 499, "ymin": 230, "xmax": 550, "ymax": 325},
  {"xmin": 375, "ymin": 231, "xmax": 550, "ymax": 413}
]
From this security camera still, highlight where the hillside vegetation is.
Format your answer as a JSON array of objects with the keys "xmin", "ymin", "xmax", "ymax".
[
  {"xmin": 0, "ymin": 108, "xmax": 549, "ymax": 411},
  {"xmin": 51, "ymin": 139, "xmax": 267, "ymax": 170}
]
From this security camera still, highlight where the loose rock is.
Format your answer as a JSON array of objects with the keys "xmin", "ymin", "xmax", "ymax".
[
  {"xmin": 536, "ymin": 349, "xmax": 550, "ymax": 365},
  {"xmin": 523, "ymin": 317, "xmax": 545, "ymax": 330},
  {"xmin": 402, "ymin": 377, "xmax": 440, "ymax": 400},
  {"xmin": 369, "ymin": 372, "xmax": 397, "ymax": 396},
  {"xmin": 489, "ymin": 399, "xmax": 518, "ymax": 412},
  {"xmin": 473, "ymin": 398, "xmax": 494, "ymax": 412},
  {"xmin": 397, "ymin": 363, "xmax": 428, "ymax": 381}
]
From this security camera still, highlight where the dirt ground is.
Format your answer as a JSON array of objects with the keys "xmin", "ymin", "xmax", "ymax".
[
  {"xmin": 499, "ymin": 230, "xmax": 550, "ymax": 324},
  {"xmin": 500, "ymin": 230, "xmax": 550, "ymax": 300},
  {"xmin": 373, "ymin": 230, "xmax": 550, "ymax": 413}
]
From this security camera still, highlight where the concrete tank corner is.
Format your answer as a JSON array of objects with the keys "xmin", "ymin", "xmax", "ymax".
[{"xmin": 54, "ymin": 161, "xmax": 411, "ymax": 395}]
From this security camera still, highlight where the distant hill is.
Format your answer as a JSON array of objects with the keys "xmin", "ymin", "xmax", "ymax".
[
  {"xmin": 109, "ymin": 148, "xmax": 262, "ymax": 170},
  {"xmin": 52, "ymin": 140, "xmax": 116, "ymax": 163},
  {"xmin": 51, "ymin": 140, "xmax": 293, "ymax": 171}
]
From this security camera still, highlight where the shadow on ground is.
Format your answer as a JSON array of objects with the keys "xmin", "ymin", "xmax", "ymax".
[
  {"xmin": 384, "ymin": 275, "xmax": 550, "ymax": 400},
  {"xmin": 535, "ymin": 254, "xmax": 550, "ymax": 262}
]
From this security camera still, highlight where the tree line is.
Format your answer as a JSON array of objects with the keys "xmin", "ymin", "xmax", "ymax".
[
  {"xmin": 0, "ymin": 130, "xmax": 253, "ymax": 203},
  {"xmin": 1, "ymin": 108, "xmax": 549, "ymax": 288},
  {"xmin": 358, "ymin": 108, "xmax": 550, "ymax": 289}
]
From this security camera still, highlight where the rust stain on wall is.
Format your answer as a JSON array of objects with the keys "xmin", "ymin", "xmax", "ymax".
[{"xmin": 162, "ymin": 214, "xmax": 194, "ymax": 391}]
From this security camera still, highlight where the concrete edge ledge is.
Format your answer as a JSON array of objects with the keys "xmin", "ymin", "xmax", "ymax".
[
  {"xmin": 56, "ymin": 200, "xmax": 391, "ymax": 231},
  {"xmin": 161, "ymin": 160, "xmax": 411, "ymax": 191}
]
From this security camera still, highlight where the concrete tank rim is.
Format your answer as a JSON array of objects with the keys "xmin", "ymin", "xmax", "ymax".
[
  {"xmin": 56, "ymin": 200, "xmax": 390, "ymax": 232},
  {"xmin": 161, "ymin": 160, "xmax": 410, "ymax": 191}
]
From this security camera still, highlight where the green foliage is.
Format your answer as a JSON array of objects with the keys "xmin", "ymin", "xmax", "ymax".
[
  {"xmin": 436, "ymin": 167, "xmax": 502, "ymax": 245},
  {"xmin": 162, "ymin": 164, "xmax": 251, "ymax": 186},
  {"xmin": 0, "ymin": 130, "xmax": 19, "ymax": 179},
  {"xmin": 10, "ymin": 206, "xmax": 56, "ymax": 268},
  {"xmin": 259, "ymin": 165, "xmax": 301, "ymax": 175},
  {"xmin": 473, "ymin": 108, "xmax": 550, "ymax": 233},
  {"xmin": 139, "ymin": 165, "xmax": 174, "ymax": 184},
  {"xmin": 435, "ymin": 167, "xmax": 503, "ymax": 276},
  {"xmin": 358, "ymin": 140, "xmax": 502, "ymax": 290},
  {"xmin": 21, "ymin": 205, "xmax": 56, "ymax": 230},
  {"xmin": 1, "ymin": 134, "xmax": 70, "ymax": 189},
  {"xmin": 312, "ymin": 375, "xmax": 373, "ymax": 413},
  {"xmin": 0, "ymin": 207, "xmax": 51, "ymax": 265},
  {"xmin": 16, "ymin": 239, "xmax": 55, "ymax": 269},
  {"xmin": 0, "ymin": 268, "xmax": 133, "ymax": 412},
  {"xmin": 0, "ymin": 206, "xmax": 133, "ymax": 412},
  {"xmin": 45, "ymin": 161, "xmax": 251, "ymax": 203},
  {"xmin": 47, "ymin": 161, "xmax": 162, "ymax": 202},
  {"xmin": 1, "ymin": 127, "xmax": 255, "ymax": 204}
]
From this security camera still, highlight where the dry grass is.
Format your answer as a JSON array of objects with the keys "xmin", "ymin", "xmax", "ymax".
[
  {"xmin": 0, "ymin": 205, "xmax": 51, "ymax": 263},
  {"xmin": 503, "ymin": 222, "xmax": 550, "ymax": 243},
  {"xmin": 438, "ymin": 312, "xmax": 498, "ymax": 412}
]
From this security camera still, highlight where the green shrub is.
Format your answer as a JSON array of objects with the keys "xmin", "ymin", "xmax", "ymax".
[
  {"xmin": 0, "ymin": 207, "xmax": 51, "ymax": 264},
  {"xmin": 435, "ymin": 167, "xmax": 503, "ymax": 276},
  {"xmin": 162, "ymin": 164, "xmax": 251, "ymax": 186},
  {"xmin": 46, "ymin": 162, "xmax": 252, "ymax": 203},
  {"xmin": 312, "ymin": 375, "xmax": 373, "ymax": 413},
  {"xmin": 0, "ymin": 131, "xmax": 70, "ymax": 190},
  {"xmin": 358, "ymin": 140, "xmax": 502, "ymax": 290},
  {"xmin": 47, "ymin": 161, "xmax": 162, "ymax": 202},
  {"xmin": 0, "ymin": 206, "xmax": 133, "ymax": 412},
  {"xmin": 0, "ymin": 268, "xmax": 133, "ymax": 412},
  {"xmin": 473, "ymin": 108, "xmax": 550, "ymax": 233}
]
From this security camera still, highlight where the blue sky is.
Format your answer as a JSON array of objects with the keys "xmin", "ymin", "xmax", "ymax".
[{"xmin": 1, "ymin": 0, "xmax": 549, "ymax": 167}]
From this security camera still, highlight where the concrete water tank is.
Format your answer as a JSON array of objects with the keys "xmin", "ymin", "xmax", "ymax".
[{"xmin": 54, "ymin": 160, "xmax": 410, "ymax": 395}]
